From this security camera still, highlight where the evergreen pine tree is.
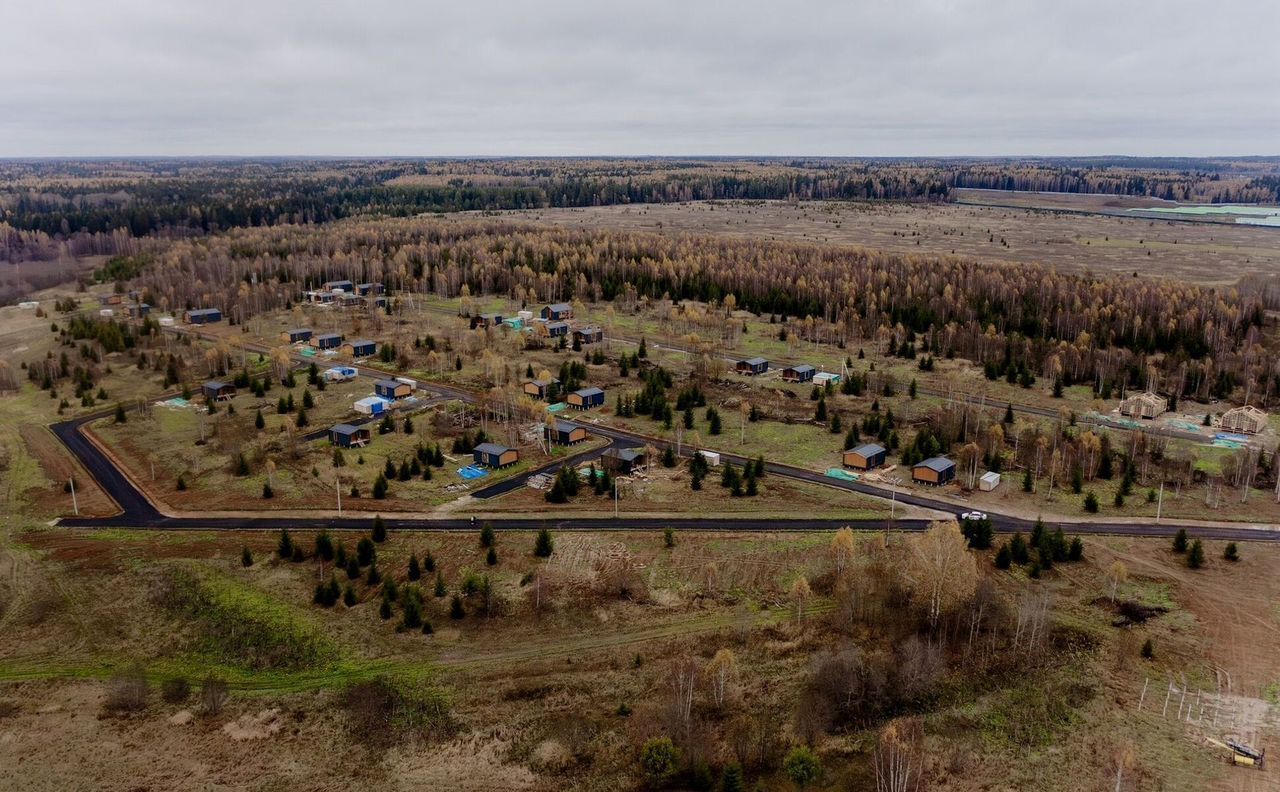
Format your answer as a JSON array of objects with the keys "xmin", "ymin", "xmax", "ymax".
[
  {"xmin": 1030, "ymin": 519, "xmax": 1046, "ymax": 547},
  {"xmin": 1009, "ymin": 532, "xmax": 1029, "ymax": 564},
  {"xmin": 277, "ymin": 529, "xmax": 293, "ymax": 559},
  {"xmin": 721, "ymin": 763, "xmax": 744, "ymax": 792},
  {"xmin": 534, "ymin": 528, "xmax": 554, "ymax": 558},
  {"xmin": 995, "ymin": 543, "xmax": 1012, "ymax": 569},
  {"xmin": 314, "ymin": 531, "xmax": 334, "ymax": 562},
  {"xmin": 357, "ymin": 537, "xmax": 376, "ymax": 566},
  {"xmin": 401, "ymin": 594, "xmax": 423, "ymax": 629},
  {"xmin": 408, "ymin": 554, "xmax": 421, "ymax": 580},
  {"xmin": 1068, "ymin": 536, "xmax": 1084, "ymax": 561},
  {"xmin": 1187, "ymin": 539, "xmax": 1205, "ymax": 569},
  {"xmin": 1098, "ymin": 451, "xmax": 1114, "ymax": 479}
]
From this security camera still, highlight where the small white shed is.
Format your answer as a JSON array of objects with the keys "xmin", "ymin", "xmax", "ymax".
[
  {"xmin": 698, "ymin": 451, "xmax": 721, "ymax": 467},
  {"xmin": 99, "ymin": 308, "xmax": 115, "ymax": 317},
  {"xmin": 979, "ymin": 471, "xmax": 1001, "ymax": 492},
  {"xmin": 354, "ymin": 396, "xmax": 390, "ymax": 416}
]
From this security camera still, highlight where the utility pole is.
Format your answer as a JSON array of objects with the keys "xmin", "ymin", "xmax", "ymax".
[
  {"xmin": 887, "ymin": 483, "xmax": 897, "ymax": 543},
  {"xmin": 614, "ymin": 477, "xmax": 620, "ymax": 518},
  {"xmin": 69, "ymin": 475, "xmax": 78, "ymax": 516},
  {"xmin": 1155, "ymin": 479, "xmax": 1164, "ymax": 523},
  {"xmin": 336, "ymin": 474, "xmax": 342, "ymax": 516}
]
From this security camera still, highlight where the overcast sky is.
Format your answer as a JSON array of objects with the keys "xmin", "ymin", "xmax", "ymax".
[{"xmin": 2, "ymin": 0, "xmax": 1277, "ymax": 157}]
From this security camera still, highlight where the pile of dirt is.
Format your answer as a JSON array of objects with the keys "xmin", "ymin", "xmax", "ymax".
[{"xmin": 1094, "ymin": 597, "xmax": 1168, "ymax": 626}]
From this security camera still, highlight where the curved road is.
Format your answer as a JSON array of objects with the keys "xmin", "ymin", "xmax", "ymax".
[{"xmin": 45, "ymin": 324, "xmax": 1278, "ymax": 542}]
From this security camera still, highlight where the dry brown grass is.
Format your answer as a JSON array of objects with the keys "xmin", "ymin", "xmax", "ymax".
[
  {"xmin": 483, "ymin": 199, "xmax": 1280, "ymax": 285},
  {"xmin": 4, "ymin": 516, "xmax": 1279, "ymax": 790}
]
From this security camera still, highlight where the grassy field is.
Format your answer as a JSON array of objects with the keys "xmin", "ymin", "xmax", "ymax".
[
  {"xmin": 2, "ymin": 517, "xmax": 1275, "ymax": 791},
  {"xmin": 476, "ymin": 199, "xmax": 1280, "ymax": 285}
]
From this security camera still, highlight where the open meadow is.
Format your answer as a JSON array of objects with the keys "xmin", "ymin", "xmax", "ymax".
[
  {"xmin": 2, "ymin": 515, "xmax": 1278, "ymax": 791},
  {"xmin": 487, "ymin": 199, "xmax": 1280, "ymax": 285}
]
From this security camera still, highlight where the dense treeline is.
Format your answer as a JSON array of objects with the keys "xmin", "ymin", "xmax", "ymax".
[
  {"xmin": 4, "ymin": 156, "xmax": 1279, "ymax": 243},
  {"xmin": 133, "ymin": 218, "xmax": 1276, "ymax": 405},
  {"xmin": 946, "ymin": 163, "xmax": 1280, "ymax": 203}
]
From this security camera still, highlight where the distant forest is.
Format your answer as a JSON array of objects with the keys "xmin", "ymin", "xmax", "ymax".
[{"xmin": 3, "ymin": 156, "xmax": 1279, "ymax": 244}]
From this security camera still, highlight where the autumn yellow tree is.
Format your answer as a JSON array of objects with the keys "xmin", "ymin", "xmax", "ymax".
[
  {"xmin": 905, "ymin": 521, "xmax": 977, "ymax": 628},
  {"xmin": 831, "ymin": 527, "xmax": 856, "ymax": 577},
  {"xmin": 790, "ymin": 575, "xmax": 812, "ymax": 622},
  {"xmin": 705, "ymin": 648, "xmax": 738, "ymax": 709}
]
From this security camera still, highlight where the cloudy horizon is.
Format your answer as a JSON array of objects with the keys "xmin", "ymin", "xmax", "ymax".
[{"xmin": 3, "ymin": 0, "xmax": 1277, "ymax": 158}]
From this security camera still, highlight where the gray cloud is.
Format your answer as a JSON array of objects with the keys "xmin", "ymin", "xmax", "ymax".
[{"xmin": 2, "ymin": 0, "xmax": 1277, "ymax": 156}]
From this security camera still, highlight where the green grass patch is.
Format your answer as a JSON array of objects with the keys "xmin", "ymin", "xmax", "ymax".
[
  {"xmin": 977, "ymin": 677, "xmax": 1089, "ymax": 749},
  {"xmin": 1264, "ymin": 681, "xmax": 1280, "ymax": 706},
  {"xmin": 158, "ymin": 564, "xmax": 341, "ymax": 671}
]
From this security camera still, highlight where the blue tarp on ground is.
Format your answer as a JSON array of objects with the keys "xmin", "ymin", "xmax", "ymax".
[
  {"xmin": 457, "ymin": 465, "xmax": 491, "ymax": 480},
  {"xmin": 825, "ymin": 468, "xmax": 859, "ymax": 481},
  {"xmin": 1216, "ymin": 432, "xmax": 1250, "ymax": 443}
]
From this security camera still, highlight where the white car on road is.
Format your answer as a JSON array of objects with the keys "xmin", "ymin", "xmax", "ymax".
[{"xmin": 959, "ymin": 511, "xmax": 988, "ymax": 522}]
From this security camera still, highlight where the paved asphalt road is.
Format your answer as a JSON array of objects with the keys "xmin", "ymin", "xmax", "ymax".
[{"xmin": 46, "ymin": 325, "xmax": 1279, "ymax": 542}]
